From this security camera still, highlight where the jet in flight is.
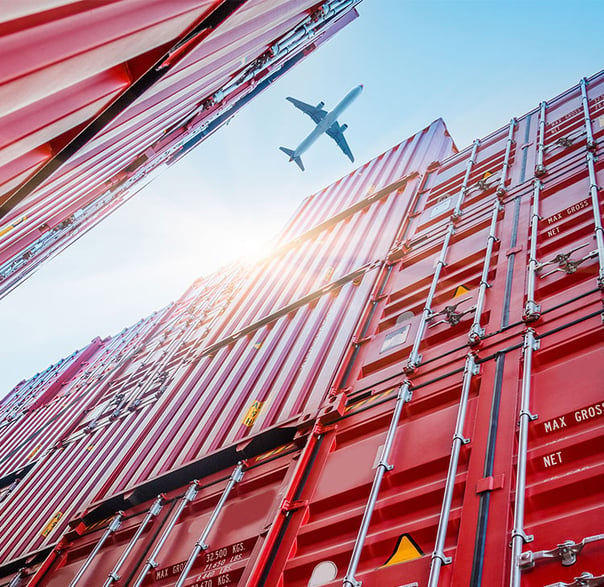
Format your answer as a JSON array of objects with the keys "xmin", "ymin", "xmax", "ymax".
[{"xmin": 280, "ymin": 84, "xmax": 363, "ymax": 171}]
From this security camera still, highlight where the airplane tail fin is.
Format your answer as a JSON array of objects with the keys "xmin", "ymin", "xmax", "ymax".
[{"xmin": 279, "ymin": 147, "xmax": 304, "ymax": 171}]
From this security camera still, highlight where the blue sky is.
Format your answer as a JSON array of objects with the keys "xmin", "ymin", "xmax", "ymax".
[{"xmin": 1, "ymin": 0, "xmax": 603, "ymax": 395}]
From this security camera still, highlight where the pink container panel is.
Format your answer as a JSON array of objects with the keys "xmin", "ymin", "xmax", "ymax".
[
  {"xmin": 0, "ymin": 316, "xmax": 161, "ymax": 479},
  {"xmin": 99, "ymin": 267, "xmax": 379, "ymax": 498},
  {"xmin": 0, "ymin": 0, "xmax": 360, "ymax": 297},
  {"xmin": 0, "ymin": 265, "xmax": 239, "ymax": 482},
  {"xmin": 211, "ymin": 176, "xmax": 424, "ymax": 338},
  {"xmin": 277, "ymin": 118, "xmax": 456, "ymax": 243},
  {"xmin": 0, "ymin": 270, "xmax": 243, "ymax": 562},
  {"xmin": 1, "ymin": 0, "xmax": 349, "ymax": 221},
  {"xmin": 34, "ymin": 445, "xmax": 303, "ymax": 587},
  {"xmin": 0, "ymin": 67, "xmax": 130, "ymax": 169},
  {"xmin": 0, "ymin": 416, "xmax": 164, "ymax": 562},
  {"xmin": 0, "ymin": 1, "xmax": 214, "ymax": 114},
  {"xmin": 0, "ymin": 347, "xmax": 88, "ymax": 431}
]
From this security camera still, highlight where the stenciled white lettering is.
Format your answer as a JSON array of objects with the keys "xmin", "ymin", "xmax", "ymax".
[
  {"xmin": 543, "ymin": 451, "xmax": 563, "ymax": 468},
  {"xmin": 575, "ymin": 402, "xmax": 604, "ymax": 422},
  {"xmin": 544, "ymin": 416, "xmax": 567, "ymax": 433}
]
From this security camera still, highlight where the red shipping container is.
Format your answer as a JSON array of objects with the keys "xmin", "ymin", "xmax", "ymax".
[
  {"xmin": 0, "ymin": 0, "xmax": 362, "ymax": 297},
  {"xmin": 0, "ymin": 122, "xmax": 456, "ymax": 571},
  {"xmin": 0, "ymin": 71, "xmax": 603, "ymax": 587}
]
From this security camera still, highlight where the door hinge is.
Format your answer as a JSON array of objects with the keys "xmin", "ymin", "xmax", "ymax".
[{"xmin": 280, "ymin": 499, "xmax": 309, "ymax": 513}]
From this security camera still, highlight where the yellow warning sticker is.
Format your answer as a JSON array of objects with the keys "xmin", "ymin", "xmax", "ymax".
[
  {"xmin": 382, "ymin": 534, "xmax": 424, "ymax": 566},
  {"xmin": 41, "ymin": 512, "xmax": 63, "ymax": 537},
  {"xmin": 0, "ymin": 215, "xmax": 27, "ymax": 237},
  {"xmin": 253, "ymin": 341, "xmax": 263, "ymax": 350},
  {"xmin": 242, "ymin": 400, "xmax": 264, "ymax": 427},
  {"xmin": 83, "ymin": 515, "xmax": 114, "ymax": 534},
  {"xmin": 482, "ymin": 171, "xmax": 493, "ymax": 179},
  {"xmin": 453, "ymin": 285, "xmax": 470, "ymax": 298},
  {"xmin": 27, "ymin": 444, "xmax": 42, "ymax": 460},
  {"xmin": 254, "ymin": 442, "xmax": 296, "ymax": 463},
  {"xmin": 344, "ymin": 388, "xmax": 397, "ymax": 415}
]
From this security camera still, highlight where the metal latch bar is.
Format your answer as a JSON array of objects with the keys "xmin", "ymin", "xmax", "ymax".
[
  {"xmin": 545, "ymin": 571, "xmax": 604, "ymax": 587},
  {"xmin": 519, "ymin": 534, "xmax": 604, "ymax": 570}
]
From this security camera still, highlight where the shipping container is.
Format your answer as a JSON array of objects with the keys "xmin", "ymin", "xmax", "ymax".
[
  {"xmin": 0, "ymin": 71, "xmax": 603, "ymax": 586},
  {"xmin": 0, "ymin": 121, "xmax": 455, "ymax": 579},
  {"xmin": 0, "ymin": 0, "xmax": 362, "ymax": 298}
]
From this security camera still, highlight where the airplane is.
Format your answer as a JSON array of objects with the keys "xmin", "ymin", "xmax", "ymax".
[{"xmin": 280, "ymin": 84, "xmax": 363, "ymax": 171}]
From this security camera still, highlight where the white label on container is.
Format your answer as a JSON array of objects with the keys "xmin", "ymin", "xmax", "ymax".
[
  {"xmin": 308, "ymin": 561, "xmax": 338, "ymax": 586},
  {"xmin": 381, "ymin": 324, "xmax": 410, "ymax": 353},
  {"xmin": 429, "ymin": 197, "xmax": 451, "ymax": 218}
]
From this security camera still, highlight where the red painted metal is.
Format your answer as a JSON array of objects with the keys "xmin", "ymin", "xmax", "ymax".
[
  {"xmin": 0, "ymin": 0, "xmax": 362, "ymax": 298},
  {"xmin": 0, "ymin": 72, "xmax": 603, "ymax": 586},
  {"xmin": 0, "ymin": 123, "xmax": 454, "ymax": 571},
  {"xmin": 0, "ymin": 266, "xmax": 243, "ymax": 564}
]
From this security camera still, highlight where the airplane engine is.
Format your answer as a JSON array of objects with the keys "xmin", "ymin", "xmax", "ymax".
[
  {"xmin": 340, "ymin": 124, "xmax": 348, "ymax": 132},
  {"xmin": 316, "ymin": 101, "xmax": 325, "ymax": 109}
]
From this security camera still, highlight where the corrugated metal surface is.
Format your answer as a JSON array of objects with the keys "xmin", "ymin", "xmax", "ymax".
[
  {"xmin": 35, "ymin": 442, "xmax": 306, "ymax": 587},
  {"xmin": 276, "ymin": 117, "xmax": 455, "ymax": 242},
  {"xmin": 87, "ymin": 121, "xmax": 454, "ymax": 495},
  {"xmin": 0, "ymin": 71, "xmax": 603, "ymax": 586},
  {"xmin": 0, "ymin": 265, "xmax": 244, "ymax": 565},
  {"xmin": 0, "ymin": 0, "xmax": 362, "ymax": 298},
  {"xmin": 0, "ymin": 123, "xmax": 455, "ymax": 571}
]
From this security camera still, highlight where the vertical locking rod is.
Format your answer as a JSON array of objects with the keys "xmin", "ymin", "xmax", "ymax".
[
  {"xmin": 510, "ymin": 329, "xmax": 539, "ymax": 587},
  {"xmin": 103, "ymin": 496, "xmax": 165, "ymax": 587},
  {"xmin": 524, "ymin": 179, "xmax": 543, "ymax": 321},
  {"xmin": 535, "ymin": 101, "xmax": 547, "ymax": 176},
  {"xmin": 470, "ymin": 120, "xmax": 516, "ymax": 343},
  {"xmin": 580, "ymin": 78, "xmax": 604, "ymax": 288},
  {"xmin": 9, "ymin": 569, "xmax": 27, "ymax": 587},
  {"xmin": 497, "ymin": 118, "xmax": 517, "ymax": 197},
  {"xmin": 454, "ymin": 140, "xmax": 481, "ymax": 217},
  {"xmin": 174, "ymin": 462, "xmax": 245, "ymax": 587},
  {"xmin": 132, "ymin": 481, "xmax": 200, "ymax": 587},
  {"xmin": 68, "ymin": 511, "xmax": 124, "ymax": 587},
  {"xmin": 342, "ymin": 383, "xmax": 412, "ymax": 587},
  {"xmin": 407, "ymin": 225, "xmax": 454, "ymax": 370},
  {"xmin": 580, "ymin": 78, "xmax": 597, "ymax": 150},
  {"xmin": 408, "ymin": 140, "xmax": 481, "ymax": 369},
  {"xmin": 526, "ymin": 102, "xmax": 547, "ymax": 320},
  {"xmin": 427, "ymin": 354, "xmax": 478, "ymax": 586},
  {"xmin": 430, "ymin": 124, "xmax": 516, "ymax": 581}
]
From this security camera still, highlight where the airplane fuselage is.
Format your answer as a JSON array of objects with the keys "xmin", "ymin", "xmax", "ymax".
[{"xmin": 292, "ymin": 85, "xmax": 363, "ymax": 159}]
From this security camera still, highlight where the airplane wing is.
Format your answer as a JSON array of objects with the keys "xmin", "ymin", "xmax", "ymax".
[
  {"xmin": 286, "ymin": 97, "xmax": 327, "ymax": 124},
  {"xmin": 326, "ymin": 121, "xmax": 354, "ymax": 162}
]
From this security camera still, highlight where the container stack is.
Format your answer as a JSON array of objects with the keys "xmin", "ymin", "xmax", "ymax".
[
  {"xmin": 0, "ymin": 73, "xmax": 602, "ymax": 587},
  {"xmin": 0, "ymin": 0, "xmax": 361, "ymax": 298}
]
